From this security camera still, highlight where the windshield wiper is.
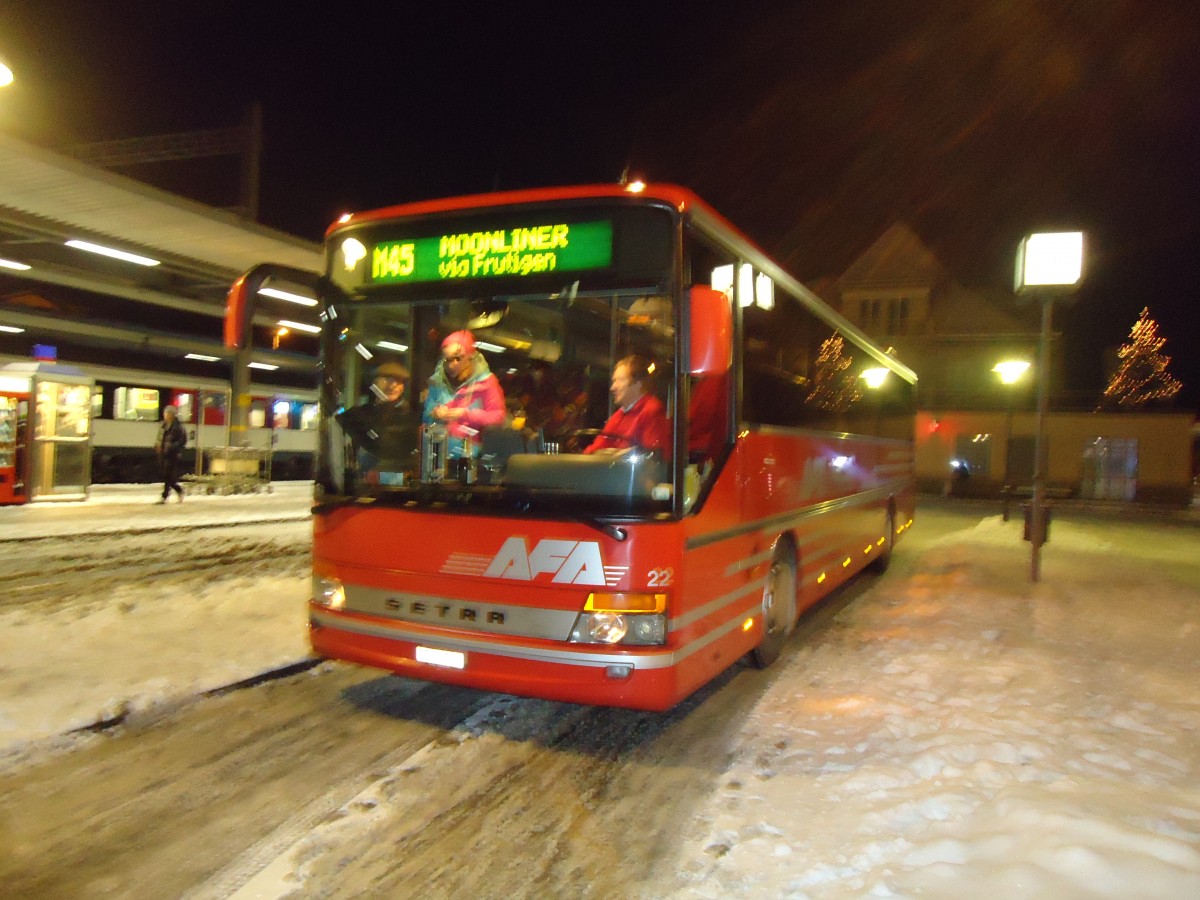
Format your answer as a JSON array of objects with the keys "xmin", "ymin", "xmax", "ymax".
[{"xmin": 512, "ymin": 489, "xmax": 629, "ymax": 542}]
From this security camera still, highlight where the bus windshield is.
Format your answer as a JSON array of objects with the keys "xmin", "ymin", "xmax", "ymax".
[{"xmin": 317, "ymin": 276, "xmax": 679, "ymax": 518}]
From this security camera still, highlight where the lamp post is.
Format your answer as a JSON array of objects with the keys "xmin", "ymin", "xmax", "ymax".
[
  {"xmin": 992, "ymin": 359, "xmax": 1030, "ymax": 521},
  {"xmin": 1014, "ymin": 231, "xmax": 1084, "ymax": 582}
]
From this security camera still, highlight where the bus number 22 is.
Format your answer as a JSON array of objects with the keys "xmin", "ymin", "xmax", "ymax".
[{"xmin": 647, "ymin": 567, "xmax": 674, "ymax": 587}]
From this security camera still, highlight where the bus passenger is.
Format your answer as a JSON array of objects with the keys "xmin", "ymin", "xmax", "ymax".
[
  {"xmin": 583, "ymin": 354, "xmax": 670, "ymax": 455},
  {"xmin": 424, "ymin": 330, "xmax": 506, "ymax": 458}
]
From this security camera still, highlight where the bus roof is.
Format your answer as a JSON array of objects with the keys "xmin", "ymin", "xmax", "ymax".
[{"xmin": 326, "ymin": 182, "xmax": 738, "ymax": 240}]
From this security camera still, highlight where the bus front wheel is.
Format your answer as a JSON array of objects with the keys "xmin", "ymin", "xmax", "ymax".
[{"xmin": 751, "ymin": 545, "xmax": 796, "ymax": 668}]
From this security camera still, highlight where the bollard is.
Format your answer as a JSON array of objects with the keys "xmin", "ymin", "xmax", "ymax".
[{"xmin": 1022, "ymin": 503, "xmax": 1051, "ymax": 543}]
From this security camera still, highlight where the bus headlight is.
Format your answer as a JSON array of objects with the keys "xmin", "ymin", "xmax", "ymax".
[
  {"xmin": 568, "ymin": 612, "xmax": 666, "ymax": 645},
  {"xmin": 568, "ymin": 592, "xmax": 667, "ymax": 646},
  {"xmin": 313, "ymin": 575, "xmax": 346, "ymax": 610},
  {"xmin": 585, "ymin": 611, "xmax": 627, "ymax": 643}
]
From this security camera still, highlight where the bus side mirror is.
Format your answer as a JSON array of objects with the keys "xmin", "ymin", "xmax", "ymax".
[
  {"xmin": 224, "ymin": 264, "xmax": 321, "ymax": 350},
  {"xmin": 688, "ymin": 285, "xmax": 732, "ymax": 376}
]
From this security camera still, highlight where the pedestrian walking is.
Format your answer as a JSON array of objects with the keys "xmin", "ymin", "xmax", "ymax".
[{"xmin": 154, "ymin": 405, "xmax": 187, "ymax": 503}]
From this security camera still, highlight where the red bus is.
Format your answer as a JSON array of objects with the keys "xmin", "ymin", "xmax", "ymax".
[{"xmin": 230, "ymin": 183, "xmax": 916, "ymax": 711}]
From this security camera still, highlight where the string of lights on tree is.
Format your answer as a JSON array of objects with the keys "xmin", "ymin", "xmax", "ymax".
[
  {"xmin": 807, "ymin": 333, "xmax": 862, "ymax": 412},
  {"xmin": 1100, "ymin": 307, "xmax": 1183, "ymax": 408}
]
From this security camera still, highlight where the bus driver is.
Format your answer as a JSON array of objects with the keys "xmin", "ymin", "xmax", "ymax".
[{"xmin": 583, "ymin": 354, "xmax": 670, "ymax": 455}]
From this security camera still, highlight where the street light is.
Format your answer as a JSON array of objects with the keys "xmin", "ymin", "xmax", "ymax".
[
  {"xmin": 992, "ymin": 359, "xmax": 1031, "ymax": 521},
  {"xmin": 861, "ymin": 366, "xmax": 890, "ymax": 435},
  {"xmin": 992, "ymin": 360, "xmax": 1031, "ymax": 385},
  {"xmin": 860, "ymin": 366, "xmax": 890, "ymax": 389},
  {"xmin": 0, "ymin": 58, "xmax": 13, "ymax": 88},
  {"xmin": 1014, "ymin": 231, "xmax": 1084, "ymax": 582}
]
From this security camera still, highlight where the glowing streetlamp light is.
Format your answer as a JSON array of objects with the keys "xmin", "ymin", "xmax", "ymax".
[
  {"xmin": 860, "ymin": 367, "xmax": 890, "ymax": 389},
  {"xmin": 1014, "ymin": 232, "xmax": 1083, "ymax": 290},
  {"xmin": 992, "ymin": 359, "xmax": 1030, "ymax": 385},
  {"xmin": 860, "ymin": 367, "xmax": 891, "ymax": 435},
  {"xmin": 1014, "ymin": 231, "xmax": 1085, "ymax": 582},
  {"xmin": 992, "ymin": 359, "xmax": 1031, "ymax": 520},
  {"xmin": 0, "ymin": 59, "xmax": 13, "ymax": 88}
]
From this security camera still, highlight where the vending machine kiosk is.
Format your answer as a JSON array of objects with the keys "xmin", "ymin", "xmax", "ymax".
[
  {"xmin": 0, "ymin": 387, "xmax": 29, "ymax": 505},
  {"xmin": 0, "ymin": 361, "xmax": 94, "ymax": 502}
]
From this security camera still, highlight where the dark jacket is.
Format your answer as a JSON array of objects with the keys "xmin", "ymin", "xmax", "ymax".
[{"xmin": 157, "ymin": 418, "xmax": 187, "ymax": 458}]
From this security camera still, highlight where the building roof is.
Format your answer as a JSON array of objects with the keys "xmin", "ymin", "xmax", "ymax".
[
  {"xmin": 0, "ymin": 130, "xmax": 322, "ymax": 280},
  {"xmin": 837, "ymin": 223, "xmax": 949, "ymax": 290},
  {"xmin": 0, "ymin": 131, "xmax": 324, "ymax": 377}
]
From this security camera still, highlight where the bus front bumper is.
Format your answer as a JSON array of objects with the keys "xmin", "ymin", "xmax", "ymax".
[{"xmin": 309, "ymin": 607, "xmax": 688, "ymax": 712}]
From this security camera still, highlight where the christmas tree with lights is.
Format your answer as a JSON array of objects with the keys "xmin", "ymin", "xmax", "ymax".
[
  {"xmin": 807, "ymin": 332, "xmax": 862, "ymax": 412},
  {"xmin": 1100, "ymin": 307, "xmax": 1182, "ymax": 408}
]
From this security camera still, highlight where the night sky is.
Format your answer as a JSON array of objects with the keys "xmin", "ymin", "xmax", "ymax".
[{"xmin": 2, "ymin": 0, "xmax": 1198, "ymax": 407}]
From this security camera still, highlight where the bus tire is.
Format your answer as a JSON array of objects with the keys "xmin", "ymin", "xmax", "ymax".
[
  {"xmin": 751, "ymin": 543, "xmax": 796, "ymax": 669},
  {"xmin": 869, "ymin": 509, "xmax": 895, "ymax": 574}
]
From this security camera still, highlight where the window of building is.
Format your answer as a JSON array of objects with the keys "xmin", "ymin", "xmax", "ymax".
[
  {"xmin": 953, "ymin": 433, "xmax": 992, "ymax": 479},
  {"xmin": 887, "ymin": 297, "xmax": 910, "ymax": 335}
]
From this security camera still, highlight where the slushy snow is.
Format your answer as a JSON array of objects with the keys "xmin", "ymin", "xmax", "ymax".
[{"xmin": 1, "ymin": 487, "xmax": 1197, "ymax": 897}]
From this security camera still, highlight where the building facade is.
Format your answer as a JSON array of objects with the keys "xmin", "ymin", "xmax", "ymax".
[{"xmin": 816, "ymin": 223, "xmax": 1194, "ymax": 506}]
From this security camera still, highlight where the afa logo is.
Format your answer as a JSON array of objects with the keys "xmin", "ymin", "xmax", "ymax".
[{"xmin": 481, "ymin": 537, "xmax": 627, "ymax": 587}]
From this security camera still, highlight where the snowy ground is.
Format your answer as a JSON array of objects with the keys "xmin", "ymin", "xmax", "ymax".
[
  {"xmin": 0, "ymin": 483, "xmax": 313, "ymax": 762},
  {"xmin": 2, "ymin": 487, "xmax": 1198, "ymax": 897},
  {"xmin": 668, "ymin": 509, "xmax": 1200, "ymax": 898}
]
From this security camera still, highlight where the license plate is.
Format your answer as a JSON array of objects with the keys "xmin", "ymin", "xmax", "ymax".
[{"xmin": 415, "ymin": 646, "xmax": 466, "ymax": 669}]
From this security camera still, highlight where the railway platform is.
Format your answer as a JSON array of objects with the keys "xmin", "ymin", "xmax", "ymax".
[{"xmin": 0, "ymin": 481, "xmax": 313, "ymax": 542}]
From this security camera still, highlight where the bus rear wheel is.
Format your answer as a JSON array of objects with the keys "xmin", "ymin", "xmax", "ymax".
[{"xmin": 751, "ymin": 546, "xmax": 796, "ymax": 668}]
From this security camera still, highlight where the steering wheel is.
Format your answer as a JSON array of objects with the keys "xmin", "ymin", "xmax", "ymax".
[{"xmin": 565, "ymin": 428, "xmax": 640, "ymax": 453}]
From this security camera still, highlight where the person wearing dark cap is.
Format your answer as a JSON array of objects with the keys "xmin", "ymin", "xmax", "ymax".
[
  {"xmin": 339, "ymin": 357, "xmax": 419, "ymax": 481},
  {"xmin": 369, "ymin": 358, "xmax": 409, "ymax": 405},
  {"xmin": 423, "ymin": 330, "xmax": 506, "ymax": 458}
]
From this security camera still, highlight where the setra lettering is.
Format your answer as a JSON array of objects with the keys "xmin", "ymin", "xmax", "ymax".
[{"xmin": 383, "ymin": 596, "xmax": 505, "ymax": 625}]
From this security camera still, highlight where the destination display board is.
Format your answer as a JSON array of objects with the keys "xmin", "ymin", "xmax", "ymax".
[{"xmin": 366, "ymin": 219, "xmax": 614, "ymax": 284}]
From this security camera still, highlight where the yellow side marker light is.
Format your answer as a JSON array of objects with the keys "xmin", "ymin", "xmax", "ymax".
[
  {"xmin": 842, "ymin": 557, "xmax": 852, "ymax": 568},
  {"xmin": 817, "ymin": 572, "xmax": 827, "ymax": 584},
  {"xmin": 584, "ymin": 592, "xmax": 667, "ymax": 613},
  {"xmin": 742, "ymin": 618, "xmax": 755, "ymax": 632}
]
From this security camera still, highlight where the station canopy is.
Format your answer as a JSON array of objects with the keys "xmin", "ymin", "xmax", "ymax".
[{"xmin": 0, "ymin": 131, "xmax": 324, "ymax": 381}]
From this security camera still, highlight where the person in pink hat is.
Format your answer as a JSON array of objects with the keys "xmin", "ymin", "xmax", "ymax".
[{"xmin": 423, "ymin": 329, "xmax": 506, "ymax": 458}]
